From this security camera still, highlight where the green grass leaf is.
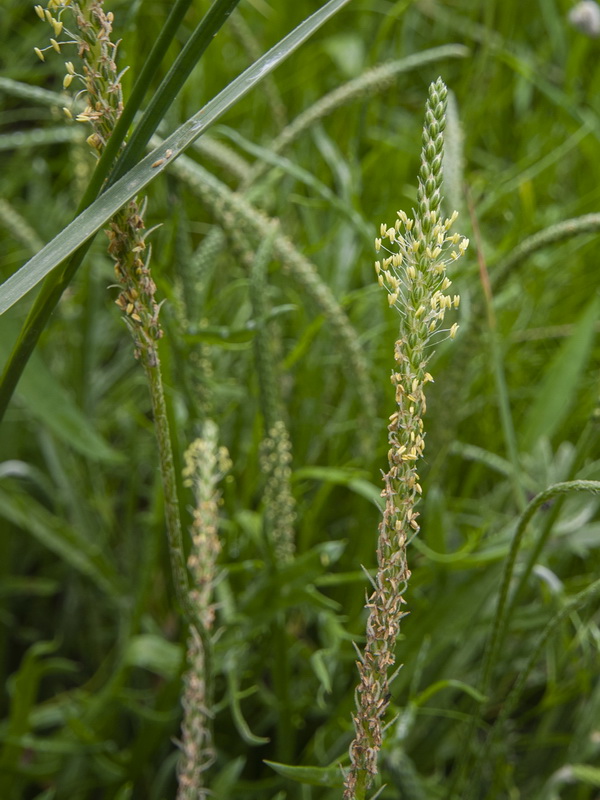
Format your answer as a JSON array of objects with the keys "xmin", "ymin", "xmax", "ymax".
[
  {"xmin": 520, "ymin": 295, "xmax": 599, "ymax": 450},
  {"xmin": 264, "ymin": 760, "xmax": 344, "ymax": 788},
  {"xmin": 0, "ymin": 483, "xmax": 123, "ymax": 601}
]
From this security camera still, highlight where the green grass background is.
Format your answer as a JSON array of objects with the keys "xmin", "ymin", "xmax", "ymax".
[{"xmin": 1, "ymin": 1, "xmax": 600, "ymax": 798}]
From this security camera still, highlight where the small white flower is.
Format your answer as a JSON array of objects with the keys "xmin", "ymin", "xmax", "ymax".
[{"xmin": 569, "ymin": 1, "xmax": 600, "ymax": 37}]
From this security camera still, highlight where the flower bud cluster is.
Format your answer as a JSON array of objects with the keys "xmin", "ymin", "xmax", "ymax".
[{"xmin": 260, "ymin": 421, "xmax": 296, "ymax": 562}]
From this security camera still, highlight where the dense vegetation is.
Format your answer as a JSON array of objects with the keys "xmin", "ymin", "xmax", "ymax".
[{"xmin": 1, "ymin": 1, "xmax": 600, "ymax": 798}]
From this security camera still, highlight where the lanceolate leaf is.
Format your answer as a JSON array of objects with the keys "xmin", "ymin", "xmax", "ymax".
[
  {"xmin": 0, "ymin": 0, "xmax": 350, "ymax": 316},
  {"xmin": 264, "ymin": 760, "xmax": 344, "ymax": 788}
]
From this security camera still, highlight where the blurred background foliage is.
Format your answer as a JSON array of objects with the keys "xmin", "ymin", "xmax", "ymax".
[{"xmin": 1, "ymin": 0, "xmax": 600, "ymax": 798}]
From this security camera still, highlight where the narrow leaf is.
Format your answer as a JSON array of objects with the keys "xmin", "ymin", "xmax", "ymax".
[
  {"xmin": 264, "ymin": 760, "xmax": 344, "ymax": 788},
  {"xmin": 0, "ymin": 484, "xmax": 122, "ymax": 601},
  {"xmin": 520, "ymin": 296, "xmax": 599, "ymax": 449}
]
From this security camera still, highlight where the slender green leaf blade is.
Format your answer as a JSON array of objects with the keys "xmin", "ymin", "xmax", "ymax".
[
  {"xmin": 264, "ymin": 760, "xmax": 344, "ymax": 788},
  {"xmin": 0, "ymin": 484, "xmax": 122, "ymax": 601},
  {"xmin": 0, "ymin": 316, "xmax": 124, "ymax": 462},
  {"xmin": 569, "ymin": 765, "xmax": 600, "ymax": 788},
  {"xmin": 520, "ymin": 296, "xmax": 599, "ymax": 449}
]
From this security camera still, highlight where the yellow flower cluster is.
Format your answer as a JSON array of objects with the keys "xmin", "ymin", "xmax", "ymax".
[
  {"xmin": 374, "ymin": 209, "xmax": 468, "ymax": 340},
  {"xmin": 32, "ymin": 1, "xmax": 122, "ymax": 146}
]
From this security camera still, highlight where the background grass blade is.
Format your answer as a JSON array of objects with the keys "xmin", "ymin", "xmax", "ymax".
[{"xmin": 520, "ymin": 296, "xmax": 599, "ymax": 450}]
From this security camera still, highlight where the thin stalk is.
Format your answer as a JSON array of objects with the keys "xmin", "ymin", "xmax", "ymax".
[
  {"xmin": 467, "ymin": 192, "xmax": 526, "ymax": 512},
  {"xmin": 480, "ymin": 480, "xmax": 600, "ymax": 698},
  {"xmin": 455, "ymin": 480, "xmax": 600, "ymax": 799},
  {"xmin": 470, "ymin": 575, "xmax": 600, "ymax": 798},
  {"xmin": 273, "ymin": 611, "xmax": 293, "ymax": 763},
  {"xmin": 141, "ymin": 353, "xmax": 189, "ymax": 612},
  {"xmin": 508, "ymin": 419, "xmax": 600, "ymax": 622}
]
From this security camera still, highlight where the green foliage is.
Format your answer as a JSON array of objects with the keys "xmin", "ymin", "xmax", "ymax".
[{"xmin": 1, "ymin": 1, "xmax": 600, "ymax": 799}]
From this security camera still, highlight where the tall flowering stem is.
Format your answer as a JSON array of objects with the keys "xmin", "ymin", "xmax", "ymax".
[
  {"xmin": 343, "ymin": 78, "xmax": 468, "ymax": 799},
  {"xmin": 33, "ymin": 1, "xmax": 189, "ymax": 608}
]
